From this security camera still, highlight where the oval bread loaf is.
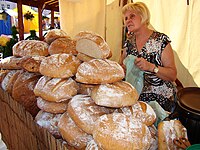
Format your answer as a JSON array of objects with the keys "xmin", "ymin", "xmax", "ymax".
[
  {"xmin": 12, "ymin": 40, "xmax": 49, "ymax": 57},
  {"xmin": 75, "ymin": 59, "xmax": 125, "ymax": 84}
]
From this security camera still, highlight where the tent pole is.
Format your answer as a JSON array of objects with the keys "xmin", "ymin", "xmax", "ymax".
[{"xmin": 17, "ymin": 0, "xmax": 24, "ymax": 40}]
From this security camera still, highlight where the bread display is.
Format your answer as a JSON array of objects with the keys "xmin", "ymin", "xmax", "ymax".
[
  {"xmin": 158, "ymin": 120, "xmax": 188, "ymax": 150},
  {"xmin": 37, "ymin": 97, "xmax": 68, "ymax": 114},
  {"xmin": 0, "ymin": 56, "xmax": 22, "ymax": 70},
  {"xmin": 48, "ymin": 37, "xmax": 78, "ymax": 55},
  {"xmin": 39, "ymin": 53, "xmax": 81, "ymax": 78},
  {"xmin": 75, "ymin": 59, "xmax": 125, "ymax": 84},
  {"xmin": 93, "ymin": 113, "xmax": 152, "ymax": 150},
  {"xmin": 58, "ymin": 112, "xmax": 93, "ymax": 149},
  {"xmin": 35, "ymin": 110, "xmax": 62, "ymax": 138},
  {"xmin": 44, "ymin": 29, "xmax": 70, "ymax": 44},
  {"xmin": 75, "ymin": 31, "xmax": 112, "ymax": 59},
  {"xmin": 67, "ymin": 95, "xmax": 115, "ymax": 134},
  {"xmin": 34, "ymin": 76, "xmax": 79, "ymax": 102},
  {"xmin": 120, "ymin": 101, "xmax": 156, "ymax": 126},
  {"xmin": 91, "ymin": 81, "xmax": 138, "ymax": 108},
  {"xmin": 12, "ymin": 40, "xmax": 49, "ymax": 57}
]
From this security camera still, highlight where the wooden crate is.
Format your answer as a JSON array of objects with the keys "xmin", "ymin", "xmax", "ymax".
[{"xmin": 0, "ymin": 88, "xmax": 69, "ymax": 150}]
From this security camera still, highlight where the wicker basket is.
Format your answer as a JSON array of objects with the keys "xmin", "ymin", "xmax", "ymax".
[{"xmin": 0, "ymin": 87, "xmax": 69, "ymax": 150}]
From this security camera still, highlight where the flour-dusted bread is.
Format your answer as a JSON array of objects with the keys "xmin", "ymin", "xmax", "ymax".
[
  {"xmin": 91, "ymin": 81, "xmax": 139, "ymax": 108},
  {"xmin": 35, "ymin": 110, "xmax": 62, "ymax": 138},
  {"xmin": 120, "ymin": 101, "xmax": 156, "ymax": 126},
  {"xmin": 67, "ymin": 95, "xmax": 115, "ymax": 134},
  {"xmin": 93, "ymin": 113, "xmax": 152, "ymax": 150},
  {"xmin": 39, "ymin": 53, "xmax": 81, "ymax": 78},
  {"xmin": 44, "ymin": 29, "xmax": 70, "ymax": 44},
  {"xmin": 75, "ymin": 59, "xmax": 125, "ymax": 84},
  {"xmin": 0, "ymin": 56, "xmax": 22, "ymax": 70},
  {"xmin": 158, "ymin": 120, "xmax": 188, "ymax": 150},
  {"xmin": 37, "ymin": 97, "xmax": 68, "ymax": 114},
  {"xmin": 75, "ymin": 31, "xmax": 112, "ymax": 59},
  {"xmin": 58, "ymin": 112, "xmax": 93, "ymax": 149},
  {"xmin": 48, "ymin": 37, "xmax": 78, "ymax": 55},
  {"xmin": 19, "ymin": 56, "xmax": 45, "ymax": 73},
  {"xmin": 76, "ymin": 52, "xmax": 94, "ymax": 62},
  {"xmin": 13, "ymin": 40, "xmax": 49, "ymax": 57},
  {"xmin": 12, "ymin": 71, "xmax": 42, "ymax": 117},
  {"xmin": 34, "ymin": 76, "xmax": 79, "ymax": 102}
]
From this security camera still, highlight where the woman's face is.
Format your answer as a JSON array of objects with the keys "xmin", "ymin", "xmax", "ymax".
[{"xmin": 124, "ymin": 10, "xmax": 142, "ymax": 32}]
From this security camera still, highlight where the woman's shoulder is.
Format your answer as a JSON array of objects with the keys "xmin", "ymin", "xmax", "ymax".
[{"xmin": 152, "ymin": 31, "xmax": 171, "ymax": 42}]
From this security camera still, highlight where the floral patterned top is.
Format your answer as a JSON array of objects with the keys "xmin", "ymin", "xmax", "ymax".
[{"xmin": 124, "ymin": 31, "xmax": 177, "ymax": 112}]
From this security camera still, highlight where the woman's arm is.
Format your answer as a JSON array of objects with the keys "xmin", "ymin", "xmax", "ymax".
[{"xmin": 134, "ymin": 43, "xmax": 177, "ymax": 82}]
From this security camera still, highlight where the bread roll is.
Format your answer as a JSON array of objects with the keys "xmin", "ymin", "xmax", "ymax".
[
  {"xmin": 120, "ymin": 101, "xmax": 156, "ymax": 126},
  {"xmin": 0, "ymin": 56, "xmax": 22, "ymax": 70},
  {"xmin": 76, "ymin": 52, "xmax": 94, "ymax": 62},
  {"xmin": 39, "ymin": 53, "xmax": 81, "ymax": 78},
  {"xmin": 37, "ymin": 97, "xmax": 68, "ymax": 114},
  {"xmin": 19, "ymin": 56, "xmax": 45, "ymax": 73},
  {"xmin": 34, "ymin": 76, "xmax": 79, "ymax": 102},
  {"xmin": 158, "ymin": 120, "xmax": 188, "ymax": 150},
  {"xmin": 48, "ymin": 37, "xmax": 78, "ymax": 55},
  {"xmin": 12, "ymin": 40, "xmax": 49, "ymax": 57},
  {"xmin": 67, "ymin": 95, "xmax": 115, "ymax": 134},
  {"xmin": 44, "ymin": 29, "xmax": 70, "ymax": 44},
  {"xmin": 75, "ymin": 59, "xmax": 125, "ymax": 84},
  {"xmin": 58, "ymin": 112, "xmax": 93, "ymax": 149},
  {"xmin": 75, "ymin": 31, "xmax": 111, "ymax": 59},
  {"xmin": 35, "ymin": 110, "xmax": 62, "ymax": 138},
  {"xmin": 93, "ymin": 113, "xmax": 151, "ymax": 150},
  {"xmin": 91, "ymin": 81, "xmax": 138, "ymax": 108},
  {"xmin": 12, "ymin": 71, "xmax": 41, "ymax": 117}
]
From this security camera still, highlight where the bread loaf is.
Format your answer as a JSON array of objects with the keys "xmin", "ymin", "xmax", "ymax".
[
  {"xmin": 93, "ymin": 113, "xmax": 152, "ymax": 150},
  {"xmin": 75, "ymin": 31, "xmax": 111, "ymax": 59},
  {"xmin": 86, "ymin": 139, "xmax": 102, "ymax": 150},
  {"xmin": 12, "ymin": 71, "xmax": 41, "ymax": 117},
  {"xmin": 39, "ymin": 54, "xmax": 81, "ymax": 78},
  {"xmin": 91, "ymin": 81, "xmax": 138, "ymax": 108},
  {"xmin": 67, "ymin": 95, "xmax": 115, "ymax": 134},
  {"xmin": 48, "ymin": 37, "xmax": 78, "ymax": 55},
  {"xmin": 34, "ymin": 76, "xmax": 79, "ymax": 102},
  {"xmin": 44, "ymin": 29, "xmax": 70, "ymax": 44},
  {"xmin": 58, "ymin": 112, "xmax": 93, "ymax": 149},
  {"xmin": 35, "ymin": 110, "xmax": 62, "ymax": 138},
  {"xmin": 77, "ymin": 83, "xmax": 96, "ymax": 96},
  {"xmin": 37, "ymin": 97, "xmax": 68, "ymax": 114},
  {"xmin": 76, "ymin": 52, "xmax": 94, "ymax": 62},
  {"xmin": 75, "ymin": 59, "xmax": 125, "ymax": 84},
  {"xmin": 158, "ymin": 120, "xmax": 188, "ymax": 150},
  {"xmin": 13, "ymin": 40, "xmax": 49, "ymax": 57},
  {"xmin": 120, "ymin": 101, "xmax": 156, "ymax": 126},
  {"xmin": 0, "ymin": 70, "xmax": 9, "ymax": 84},
  {"xmin": 19, "ymin": 56, "xmax": 45, "ymax": 73},
  {"xmin": 0, "ymin": 56, "xmax": 22, "ymax": 70}
]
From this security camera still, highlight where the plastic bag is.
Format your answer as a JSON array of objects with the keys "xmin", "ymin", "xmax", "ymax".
[{"xmin": 123, "ymin": 55, "xmax": 144, "ymax": 94}]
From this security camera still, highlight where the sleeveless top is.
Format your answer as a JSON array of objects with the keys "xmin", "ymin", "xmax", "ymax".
[{"xmin": 124, "ymin": 31, "xmax": 177, "ymax": 112}]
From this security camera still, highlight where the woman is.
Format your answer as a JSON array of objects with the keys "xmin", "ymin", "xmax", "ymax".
[{"xmin": 120, "ymin": 2, "xmax": 177, "ymax": 112}]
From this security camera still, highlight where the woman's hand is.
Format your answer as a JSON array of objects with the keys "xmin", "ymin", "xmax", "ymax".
[{"xmin": 134, "ymin": 57, "xmax": 154, "ymax": 72}]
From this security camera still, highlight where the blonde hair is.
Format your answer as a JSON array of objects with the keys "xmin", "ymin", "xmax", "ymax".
[{"xmin": 122, "ymin": 2, "xmax": 150, "ymax": 25}]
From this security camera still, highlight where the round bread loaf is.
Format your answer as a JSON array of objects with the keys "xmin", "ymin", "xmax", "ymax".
[
  {"xmin": 0, "ymin": 56, "xmax": 22, "ymax": 70},
  {"xmin": 75, "ymin": 59, "xmax": 125, "ymax": 84},
  {"xmin": 12, "ymin": 71, "xmax": 41, "ymax": 117},
  {"xmin": 120, "ymin": 101, "xmax": 156, "ymax": 126},
  {"xmin": 93, "ymin": 113, "xmax": 152, "ymax": 150},
  {"xmin": 34, "ymin": 76, "xmax": 79, "ymax": 102},
  {"xmin": 37, "ymin": 97, "xmax": 68, "ymax": 114},
  {"xmin": 58, "ymin": 112, "xmax": 93, "ymax": 149},
  {"xmin": 39, "ymin": 53, "xmax": 81, "ymax": 78},
  {"xmin": 44, "ymin": 29, "xmax": 70, "ymax": 44},
  {"xmin": 75, "ymin": 31, "xmax": 111, "ymax": 59},
  {"xmin": 35, "ymin": 110, "xmax": 62, "ymax": 138},
  {"xmin": 12, "ymin": 40, "xmax": 49, "ymax": 57},
  {"xmin": 158, "ymin": 120, "xmax": 188, "ymax": 150},
  {"xmin": 48, "ymin": 37, "xmax": 78, "ymax": 55},
  {"xmin": 91, "ymin": 81, "xmax": 138, "ymax": 108},
  {"xmin": 67, "ymin": 95, "xmax": 115, "ymax": 134}
]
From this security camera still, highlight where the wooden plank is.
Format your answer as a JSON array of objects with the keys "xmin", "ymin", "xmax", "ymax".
[{"xmin": 17, "ymin": 0, "xmax": 24, "ymax": 40}]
